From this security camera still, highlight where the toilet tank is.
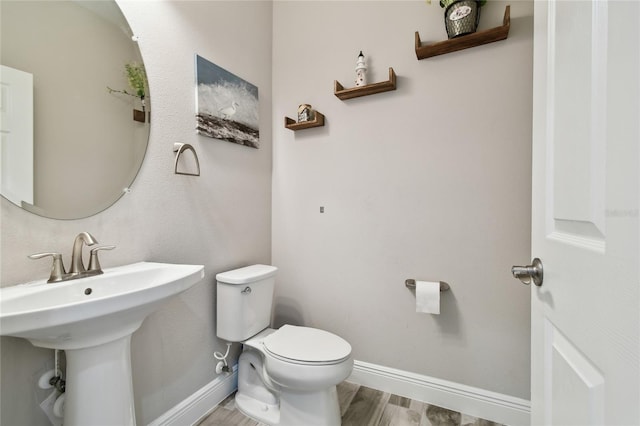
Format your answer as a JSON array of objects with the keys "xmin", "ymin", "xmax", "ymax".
[{"xmin": 216, "ymin": 264, "xmax": 278, "ymax": 342}]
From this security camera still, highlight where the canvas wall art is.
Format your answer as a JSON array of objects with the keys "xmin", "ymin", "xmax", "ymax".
[{"xmin": 195, "ymin": 54, "xmax": 259, "ymax": 148}]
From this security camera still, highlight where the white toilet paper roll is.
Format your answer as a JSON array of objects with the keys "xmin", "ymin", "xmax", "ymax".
[{"xmin": 415, "ymin": 280, "xmax": 440, "ymax": 314}]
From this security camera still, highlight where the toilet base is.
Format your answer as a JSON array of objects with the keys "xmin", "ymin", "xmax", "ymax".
[
  {"xmin": 235, "ymin": 391, "xmax": 280, "ymax": 425},
  {"xmin": 236, "ymin": 387, "xmax": 341, "ymax": 426},
  {"xmin": 235, "ymin": 350, "xmax": 343, "ymax": 426},
  {"xmin": 279, "ymin": 387, "xmax": 341, "ymax": 426}
]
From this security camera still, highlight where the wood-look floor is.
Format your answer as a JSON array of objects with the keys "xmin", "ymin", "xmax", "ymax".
[{"xmin": 198, "ymin": 381, "xmax": 504, "ymax": 426}]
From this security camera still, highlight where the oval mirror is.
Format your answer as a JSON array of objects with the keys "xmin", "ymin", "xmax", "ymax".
[{"xmin": 0, "ymin": 0, "xmax": 150, "ymax": 220}]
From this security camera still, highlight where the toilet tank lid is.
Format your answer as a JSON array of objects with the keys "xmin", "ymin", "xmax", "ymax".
[{"xmin": 216, "ymin": 264, "xmax": 278, "ymax": 285}]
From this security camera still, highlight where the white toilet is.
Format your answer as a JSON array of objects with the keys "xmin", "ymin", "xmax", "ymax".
[{"xmin": 216, "ymin": 264, "xmax": 353, "ymax": 426}]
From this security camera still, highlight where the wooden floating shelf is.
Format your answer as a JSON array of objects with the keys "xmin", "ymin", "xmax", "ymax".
[
  {"xmin": 334, "ymin": 67, "xmax": 397, "ymax": 100},
  {"xmin": 284, "ymin": 111, "xmax": 325, "ymax": 131},
  {"xmin": 415, "ymin": 5, "xmax": 510, "ymax": 60}
]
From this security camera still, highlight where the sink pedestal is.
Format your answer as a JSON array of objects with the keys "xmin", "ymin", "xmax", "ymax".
[
  {"xmin": 64, "ymin": 335, "xmax": 136, "ymax": 426},
  {"xmin": 0, "ymin": 262, "xmax": 206, "ymax": 426}
]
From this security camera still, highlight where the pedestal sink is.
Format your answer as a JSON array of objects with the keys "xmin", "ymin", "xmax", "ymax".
[{"xmin": 0, "ymin": 261, "xmax": 205, "ymax": 426}]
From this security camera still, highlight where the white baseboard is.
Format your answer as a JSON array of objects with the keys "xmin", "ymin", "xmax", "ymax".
[
  {"xmin": 148, "ymin": 365, "xmax": 238, "ymax": 426},
  {"xmin": 349, "ymin": 360, "xmax": 531, "ymax": 426},
  {"xmin": 150, "ymin": 361, "xmax": 530, "ymax": 426}
]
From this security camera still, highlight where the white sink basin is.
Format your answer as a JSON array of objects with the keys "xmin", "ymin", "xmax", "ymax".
[
  {"xmin": 0, "ymin": 261, "xmax": 204, "ymax": 349},
  {"xmin": 0, "ymin": 261, "xmax": 205, "ymax": 426}
]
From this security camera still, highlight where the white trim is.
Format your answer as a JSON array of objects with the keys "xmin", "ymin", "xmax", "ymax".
[
  {"xmin": 348, "ymin": 360, "xmax": 531, "ymax": 426},
  {"xmin": 151, "ymin": 361, "xmax": 530, "ymax": 426},
  {"xmin": 148, "ymin": 365, "xmax": 238, "ymax": 426}
]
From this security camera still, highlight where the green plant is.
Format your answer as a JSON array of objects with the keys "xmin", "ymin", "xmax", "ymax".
[
  {"xmin": 125, "ymin": 62, "xmax": 146, "ymax": 99},
  {"xmin": 107, "ymin": 62, "xmax": 147, "ymax": 100}
]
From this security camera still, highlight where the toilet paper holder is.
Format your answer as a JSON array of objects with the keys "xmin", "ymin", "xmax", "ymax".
[{"xmin": 405, "ymin": 279, "xmax": 450, "ymax": 292}]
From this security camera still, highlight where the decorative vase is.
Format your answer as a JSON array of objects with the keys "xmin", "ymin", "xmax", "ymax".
[{"xmin": 441, "ymin": 0, "xmax": 481, "ymax": 39}]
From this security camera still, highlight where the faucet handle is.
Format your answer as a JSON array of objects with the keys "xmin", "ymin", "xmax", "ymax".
[
  {"xmin": 88, "ymin": 245, "xmax": 115, "ymax": 273},
  {"xmin": 28, "ymin": 252, "xmax": 67, "ymax": 283}
]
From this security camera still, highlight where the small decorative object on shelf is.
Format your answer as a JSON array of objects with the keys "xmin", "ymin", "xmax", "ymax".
[
  {"xmin": 415, "ymin": 5, "xmax": 510, "ymax": 59},
  {"xmin": 334, "ymin": 67, "xmax": 397, "ymax": 100},
  {"xmin": 441, "ymin": 0, "xmax": 486, "ymax": 39},
  {"xmin": 355, "ymin": 51, "xmax": 367, "ymax": 87},
  {"xmin": 285, "ymin": 110, "xmax": 325, "ymax": 131},
  {"xmin": 297, "ymin": 104, "xmax": 314, "ymax": 122}
]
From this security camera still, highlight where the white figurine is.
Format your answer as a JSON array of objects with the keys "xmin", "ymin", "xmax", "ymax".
[{"xmin": 355, "ymin": 51, "xmax": 367, "ymax": 87}]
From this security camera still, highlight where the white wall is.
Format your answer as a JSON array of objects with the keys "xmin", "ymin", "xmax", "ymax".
[
  {"xmin": 0, "ymin": 1, "xmax": 272, "ymax": 425},
  {"xmin": 272, "ymin": 1, "xmax": 533, "ymax": 399}
]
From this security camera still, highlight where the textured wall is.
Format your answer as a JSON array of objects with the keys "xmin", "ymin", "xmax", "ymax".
[
  {"xmin": 0, "ymin": 1, "xmax": 272, "ymax": 424},
  {"xmin": 271, "ymin": 1, "xmax": 533, "ymax": 399}
]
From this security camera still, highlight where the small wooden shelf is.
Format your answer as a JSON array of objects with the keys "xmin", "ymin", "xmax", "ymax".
[
  {"xmin": 334, "ymin": 67, "xmax": 397, "ymax": 100},
  {"xmin": 415, "ymin": 5, "xmax": 510, "ymax": 60},
  {"xmin": 284, "ymin": 111, "xmax": 325, "ymax": 131}
]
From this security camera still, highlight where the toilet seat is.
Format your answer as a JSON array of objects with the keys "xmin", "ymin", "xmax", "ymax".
[{"xmin": 263, "ymin": 325, "xmax": 351, "ymax": 365}]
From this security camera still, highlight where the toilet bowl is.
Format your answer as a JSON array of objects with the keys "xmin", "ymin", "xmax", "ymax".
[
  {"xmin": 216, "ymin": 265, "xmax": 353, "ymax": 426},
  {"xmin": 237, "ymin": 326, "xmax": 353, "ymax": 425}
]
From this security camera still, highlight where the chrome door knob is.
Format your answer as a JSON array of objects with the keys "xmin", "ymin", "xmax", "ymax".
[{"xmin": 511, "ymin": 258, "xmax": 544, "ymax": 286}]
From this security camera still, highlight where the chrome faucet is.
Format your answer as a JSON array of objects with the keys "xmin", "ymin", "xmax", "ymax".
[
  {"xmin": 28, "ymin": 232, "xmax": 115, "ymax": 283},
  {"xmin": 69, "ymin": 232, "xmax": 98, "ymax": 275}
]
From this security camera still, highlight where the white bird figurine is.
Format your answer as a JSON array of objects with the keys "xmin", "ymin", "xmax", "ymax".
[{"xmin": 218, "ymin": 101, "xmax": 239, "ymax": 120}]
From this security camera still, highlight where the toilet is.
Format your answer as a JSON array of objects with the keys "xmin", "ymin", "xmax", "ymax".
[{"xmin": 216, "ymin": 265, "xmax": 353, "ymax": 426}]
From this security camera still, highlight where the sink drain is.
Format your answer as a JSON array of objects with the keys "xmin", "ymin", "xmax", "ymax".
[{"xmin": 84, "ymin": 288, "xmax": 92, "ymax": 295}]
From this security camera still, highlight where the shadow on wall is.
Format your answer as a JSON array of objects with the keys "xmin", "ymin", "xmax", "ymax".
[
  {"xmin": 409, "ymin": 288, "xmax": 462, "ymax": 336},
  {"xmin": 272, "ymin": 297, "xmax": 305, "ymax": 328},
  {"xmin": 274, "ymin": 292, "xmax": 463, "ymax": 336},
  {"xmin": 506, "ymin": 15, "xmax": 534, "ymax": 43},
  {"xmin": 434, "ymin": 290, "xmax": 462, "ymax": 335}
]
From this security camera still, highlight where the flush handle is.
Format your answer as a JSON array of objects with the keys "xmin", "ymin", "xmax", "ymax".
[
  {"xmin": 511, "ymin": 258, "xmax": 543, "ymax": 287},
  {"xmin": 241, "ymin": 286, "xmax": 252, "ymax": 294}
]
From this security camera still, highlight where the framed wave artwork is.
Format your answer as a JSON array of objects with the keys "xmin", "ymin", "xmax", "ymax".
[{"xmin": 195, "ymin": 54, "xmax": 259, "ymax": 149}]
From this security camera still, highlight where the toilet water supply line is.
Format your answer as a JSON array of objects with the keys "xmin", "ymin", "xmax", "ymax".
[
  {"xmin": 214, "ymin": 343, "xmax": 232, "ymax": 374},
  {"xmin": 51, "ymin": 349, "xmax": 66, "ymax": 393}
]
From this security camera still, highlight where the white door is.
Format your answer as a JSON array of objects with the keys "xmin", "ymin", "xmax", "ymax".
[
  {"xmin": 527, "ymin": 1, "xmax": 639, "ymax": 425},
  {"xmin": 0, "ymin": 65, "xmax": 34, "ymax": 206}
]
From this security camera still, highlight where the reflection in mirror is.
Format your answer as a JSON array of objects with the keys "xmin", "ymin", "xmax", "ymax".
[{"xmin": 0, "ymin": 0, "xmax": 150, "ymax": 219}]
